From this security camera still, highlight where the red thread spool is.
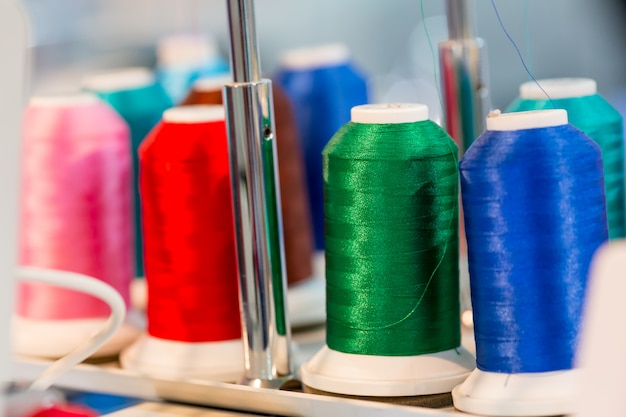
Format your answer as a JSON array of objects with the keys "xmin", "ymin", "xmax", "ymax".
[
  {"xmin": 182, "ymin": 76, "xmax": 314, "ymax": 285},
  {"xmin": 15, "ymin": 93, "xmax": 139, "ymax": 359},
  {"xmin": 120, "ymin": 105, "xmax": 243, "ymax": 381}
]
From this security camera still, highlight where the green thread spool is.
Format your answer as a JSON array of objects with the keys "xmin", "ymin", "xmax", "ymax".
[
  {"xmin": 325, "ymin": 110, "xmax": 460, "ymax": 356},
  {"xmin": 507, "ymin": 78, "xmax": 625, "ymax": 239},
  {"xmin": 300, "ymin": 103, "xmax": 474, "ymax": 398}
]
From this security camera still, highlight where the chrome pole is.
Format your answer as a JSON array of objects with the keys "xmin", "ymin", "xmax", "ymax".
[
  {"xmin": 439, "ymin": 0, "xmax": 490, "ymax": 152},
  {"xmin": 223, "ymin": 0, "xmax": 294, "ymax": 388}
]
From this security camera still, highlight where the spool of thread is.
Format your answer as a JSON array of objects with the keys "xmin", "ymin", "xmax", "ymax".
[
  {"xmin": 157, "ymin": 33, "xmax": 229, "ymax": 104},
  {"xmin": 276, "ymin": 43, "xmax": 369, "ymax": 251},
  {"xmin": 15, "ymin": 93, "xmax": 139, "ymax": 359},
  {"xmin": 507, "ymin": 78, "xmax": 625, "ymax": 240},
  {"xmin": 120, "ymin": 105, "xmax": 243, "ymax": 381},
  {"xmin": 301, "ymin": 103, "xmax": 474, "ymax": 403},
  {"xmin": 452, "ymin": 109, "xmax": 608, "ymax": 416},
  {"xmin": 82, "ymin": 67, "xmax": 172, "ymax": 279},
  {"xmin": 182, "ymin": 75, "xmax": 314, "ymax": 286}
]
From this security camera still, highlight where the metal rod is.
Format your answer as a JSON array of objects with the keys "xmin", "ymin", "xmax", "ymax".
[
  {"xmin": 226, "ymin": 0, "xmax": 261, "ymax": 82},
  {"xmin": 440, "ymin": 0, "xmax": 490, "ymax": 152},
  {"xmin": 224, "ymin": 0, "xmax": 293, "ymax": 388},
  {"xmin": 445, "ymin": 0, "xmax": 475, "ymax": 40}
]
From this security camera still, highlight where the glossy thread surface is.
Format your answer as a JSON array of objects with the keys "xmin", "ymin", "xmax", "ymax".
[
  {"xmin": 140, "ymin": 118, "xmax": 241, "ymax": 342},
  {"xmin": 277, "ymin": 63, "xmax": 368, "ymax": 250},
  {"xmin": 19, "ymin": 99, "xmax": 133, "ymax": 319},
  {"xmin": 323, "ymin": 120, "xmax": 460, "ymax": 356},
  {"xmin": 508, "ymin": 94, "xmax": 625, "ymax": 239},
  {"xmin": 91, "ymin": 83, "xmax": 172, "ymax": 277},
  {"xmin": 461, "ymin": 124, "xmax": 608, "ymax": 373}
]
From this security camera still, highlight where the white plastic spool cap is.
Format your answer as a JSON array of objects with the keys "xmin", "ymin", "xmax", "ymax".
[
  {"xmin": 163, "ymin": 105, "xmax": 225, "ymax": 124},
  {"xmin": 486, "ymin": 109, "xmax": 567, "ymax": 131},
  {"xmin": 82, "ymin": 67, "xmax": 155, "ymax": 92},
  {"xmin": 193, "ymin": 75, "xmax": 233, "ymax": 92},
  {"xmin": 520, "ymin": 78, "xmax": 597, "ymax": 100},
  {"xmin": 351, "ymin": 103, "xmax": 429, "ymax": 124},
  {"xmin": 29, "ymin": 93, "xmax": 100, "ymax": 108},
  {"xmin": 279, "ymin": 43, "xmax": 350, "ymax": 70},
  {"xmin": 157, "ymin": 33, "xmax": 219, "ymax": 66}
]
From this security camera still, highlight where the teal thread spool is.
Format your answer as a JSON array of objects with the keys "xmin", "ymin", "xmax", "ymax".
[
  {"xmin": 300, "ymin": 103, "xmax": 474, "ymax": 399},
  {"xmin": 83, "ymin": 67, "xmax": 172, "ymax": 278},
  {"xmin": 507, "ymin": 78, "xmax": 624, "ymax": 239}
]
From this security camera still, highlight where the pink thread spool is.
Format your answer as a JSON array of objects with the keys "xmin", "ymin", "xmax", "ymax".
[{"xmin": 14, "ymin": 93, "xmax": 140, "ymax": 359}]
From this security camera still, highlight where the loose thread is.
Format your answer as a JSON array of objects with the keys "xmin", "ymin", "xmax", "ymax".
[
  {"xmin": 490, "ymin": 0, "xmax": 554, "ymax": 107},
  {"xmin": 420, "ymin": 0, "xmax": 444, "ymax": 116},
  {"xmin": 523, "ymin": 0, "xmax": 533, "ymax": 78}
]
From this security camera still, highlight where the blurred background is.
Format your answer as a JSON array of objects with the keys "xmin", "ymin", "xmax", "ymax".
[{"xmin": 22, "ymin": 0, "xmax": 626, "ymax": 112}]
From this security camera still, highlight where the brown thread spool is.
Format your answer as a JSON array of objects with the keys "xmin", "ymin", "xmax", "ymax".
[{"xmin": 183, "ymin": 76, "xmax": 314, "ymax": 285}]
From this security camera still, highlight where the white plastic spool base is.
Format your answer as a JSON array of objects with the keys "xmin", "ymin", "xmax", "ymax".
[
  {"xmin": 12, "ymin": 312, "xmax": 142, "ymax": 359},
  {"xmin": 519, "ymin": 77, "xmax": 597, "ymax": 100},
  {"xmin": 452, "ymin": 368, "xmax": 581, "ymax": 416},
  {"xmin": 301, "ymin": 345, "xmax": 475, "ymax": 397},
  {"xmin": 120, "ymin": 334, "xmax": 244, "ymax": 382}
]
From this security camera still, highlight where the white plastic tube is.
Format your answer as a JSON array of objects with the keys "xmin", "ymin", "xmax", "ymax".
[{"xmin": 16, "ymin": 267, "xmax": 126, "ymax": 391}]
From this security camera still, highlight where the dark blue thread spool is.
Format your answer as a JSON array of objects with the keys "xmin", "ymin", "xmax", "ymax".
[
  {"xmin": 453, "ymin": 109, "xmax": 608, "ymax": 416},
  {"xmin": 275, "ymin": 44, "xmax": 368, "ymax": 250}
]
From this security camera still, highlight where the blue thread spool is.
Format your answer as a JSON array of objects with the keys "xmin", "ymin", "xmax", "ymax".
[
  {"xmin": 275, "ymin": 43, "xmax": 368, "ymax": 251},
  {"xmin": 452, "ymin": 109, "xmax": 608, "ymax": 416},
  {"xmin": 83, "ymin": 67, "xmax": 172, "ymax": 278},
  {"xmin": 157, "ymin": 34, "xmax": 229, "ymax": 104}
]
